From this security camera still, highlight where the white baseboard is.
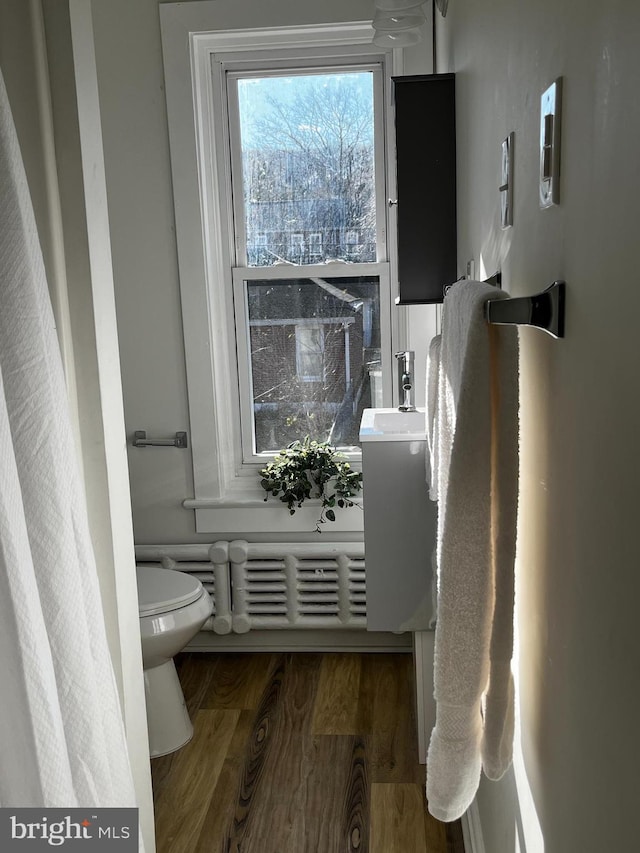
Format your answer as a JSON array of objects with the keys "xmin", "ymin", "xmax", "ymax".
[
  {"xmin": 186, "ymin": 628, "xmax": 412, "ymax": 653},
  {"xmin": 413, "ymin": 631, "xmax": 435, "ymax": 763},
  {"xmin": 461, "ymin": 799, "xmax": 485, "ymax": 853}
]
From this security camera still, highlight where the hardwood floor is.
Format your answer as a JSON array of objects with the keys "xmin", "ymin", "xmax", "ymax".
[{"xmin": 151, "ymin": 652, "xmax": 465, "ymax": 853}]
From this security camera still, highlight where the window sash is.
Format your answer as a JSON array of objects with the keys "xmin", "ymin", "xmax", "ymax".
[
  {"xmin": 224, "ymin": 58, "xmax": 392, "ymax": 464},
  {"xmin": 233, "ymin": 262, "xmax": 392, "ymax": 464},
  {"xmin": 225, "ymin": 61, "xmax": 388, "ymax": 269}
]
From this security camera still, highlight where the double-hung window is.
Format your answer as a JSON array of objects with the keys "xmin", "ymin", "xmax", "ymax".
[
  {"xmin": 229, "ymin": 61, "xmax": 392, "ymax": 460},
  {"xmin": 160, "ymin": 15, "xmax": 400, "ymax": 532}
]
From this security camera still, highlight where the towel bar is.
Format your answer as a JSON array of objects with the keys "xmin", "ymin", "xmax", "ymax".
[
  {"xmin": 132, "ymin": 430, "xmax": 188, "ymax": 448},
  {"xmin": 444, "ymin": 270, "xmax": 502, "ymax": 296},
  {"xmin": 483, "ymin": 271, "xmax": 502, "ymax": 287},
  {"xmin": 485, "ymin": 280, "xmax": 565, "ymax": 338}
]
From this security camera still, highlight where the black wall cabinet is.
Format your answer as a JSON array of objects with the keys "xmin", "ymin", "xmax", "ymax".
[{"xmin": 392, "ymin": 73, "xmax": 456, "ymax": 304}]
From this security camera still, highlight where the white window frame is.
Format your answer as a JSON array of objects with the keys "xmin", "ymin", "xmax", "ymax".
[{"xmin": 160, "ymin": 8, "xmax": 405, "ymax": 534}]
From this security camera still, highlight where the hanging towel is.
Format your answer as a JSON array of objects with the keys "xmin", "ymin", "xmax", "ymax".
[
  {"xmin": 426, "ymin": 280, "xmax": 519, "ymax": 823},
  {"xmin": 425, "ymin": 333, "xmax": 442, "ymax": 500},
  {"xmin": 425, "ymin": 333, "xmax": 442, "ymax": 628}
]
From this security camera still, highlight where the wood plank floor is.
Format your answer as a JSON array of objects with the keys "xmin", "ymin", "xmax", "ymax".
[{"xmin": 151, "ymin": 652, "xmax": 465, "ymax": 853}]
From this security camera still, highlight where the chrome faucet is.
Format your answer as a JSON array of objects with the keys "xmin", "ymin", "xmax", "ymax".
[{"xmin": 395, "ymin": 351, "xmax": 416, "ymax": 412}]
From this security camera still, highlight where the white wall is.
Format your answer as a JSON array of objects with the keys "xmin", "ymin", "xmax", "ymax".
[
  {"xmin": 88, "ymin": 0, "xmax": 434, "ymax": 544},
  {"xmin": 0, "ymin": 1, "xmax": 56, "ymax": 295},
  {"xmin": 437, "ymin": 1, "xmax": 640, "ymax": 850}
]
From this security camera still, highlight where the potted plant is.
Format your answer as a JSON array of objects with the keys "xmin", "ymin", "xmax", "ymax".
[{"xmin": 259, "ymin": 436, "xmax": 363, "ymax": 533}]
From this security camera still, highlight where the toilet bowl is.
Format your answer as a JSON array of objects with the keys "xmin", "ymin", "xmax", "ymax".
[{"xmin": 137, "ymin": 566, "xmax": 213, "ymax": 758}]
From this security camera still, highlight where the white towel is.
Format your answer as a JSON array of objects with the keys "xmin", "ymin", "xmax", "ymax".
[
  {"xmin": 425, "ymin": 333, "xmax": 442, "ymax": 628},
  {"xmin": 426, "ymin": 280, "xmax": 519, "ymax": 822},
  {"xmin": 425, "ymin": 333, "xmax": 442, "ymax": 500}
]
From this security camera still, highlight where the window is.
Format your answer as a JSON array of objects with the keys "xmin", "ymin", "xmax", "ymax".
[
  {"xmin": 295, "ymin": 324, "xmax": 325, "ymax": 382},
  {"xmin": 228, "ymin": 62, "xmax": 391, "ymax": 462},
  {"xmin": 308, "ymin": 232, "xmax": 323, "ymax": 256},
  {"xmin": 289, "ymin": 232, "xmax": 305, "ymax": 259},
  {"xmin": 233, "ymin": 70, "xmax": 377, "ymax": 269},
  {"xmin": 160, "ymin": 14, "xmax": 402, "ymax": 531},
  {"xmin": 241, "ymin": 274, "xmax": 378, "ymax": 452}
]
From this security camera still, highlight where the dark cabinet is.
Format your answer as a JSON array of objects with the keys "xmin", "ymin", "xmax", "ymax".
[{"xmin": 392, "ymin": 74, "xmax": 456, "ymax": 304}]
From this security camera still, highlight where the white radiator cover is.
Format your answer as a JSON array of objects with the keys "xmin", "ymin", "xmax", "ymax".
[{"xmin": 135, "ymin": 540, "xmax": 366, "ymax": 635}]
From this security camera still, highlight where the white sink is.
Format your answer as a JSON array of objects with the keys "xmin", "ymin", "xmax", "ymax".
[{"xmin": 359, "ymin": 407, "xmax": 426, "ymax": 442}]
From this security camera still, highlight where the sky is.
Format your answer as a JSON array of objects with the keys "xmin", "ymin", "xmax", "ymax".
[{"xmin": 236, "ymin": 71, "xmax": 374, "ymax": 149}]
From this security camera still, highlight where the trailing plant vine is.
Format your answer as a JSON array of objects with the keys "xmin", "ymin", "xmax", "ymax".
[{"xmin": 259, "ymin": 437, "xmax": 363, "ymax": 533}]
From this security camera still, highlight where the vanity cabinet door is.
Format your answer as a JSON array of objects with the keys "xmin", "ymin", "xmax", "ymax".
[{"xmin": 362, "ymin": 439, "xmax": 437, "ymax": 632}]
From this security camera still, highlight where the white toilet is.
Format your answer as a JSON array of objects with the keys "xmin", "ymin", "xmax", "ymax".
[{"xmin": 137, "ymin": 566, "xmax": 213, "ymax": 758}]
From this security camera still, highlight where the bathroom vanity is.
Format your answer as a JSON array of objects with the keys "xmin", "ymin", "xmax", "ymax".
[
  {"xmin": 359, "ymin": 407, "xmax": 438, "ymax": 761},
  {"xmin": 359, "ymin": 408, "xmax": 437, "ymax": 632}
]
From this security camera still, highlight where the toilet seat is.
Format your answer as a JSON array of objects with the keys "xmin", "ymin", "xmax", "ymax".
[{"xmin": 137, "ymin": 566, "xmax": 203, "ymax": 617}]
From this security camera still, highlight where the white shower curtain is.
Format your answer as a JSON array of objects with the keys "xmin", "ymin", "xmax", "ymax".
[{"xmin": 0, "ymin": 68, "xmax": 138, "ymax": 809}]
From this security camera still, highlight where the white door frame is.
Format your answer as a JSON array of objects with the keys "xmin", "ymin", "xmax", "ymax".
[{"xmin": 68, "ymin": 2, "xmax": 154, "ymax": 848}]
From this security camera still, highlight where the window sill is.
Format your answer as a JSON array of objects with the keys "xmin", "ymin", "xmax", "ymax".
[{"xmin": 183, "ymin": 496, "xmax": 364, "ymax": 535}]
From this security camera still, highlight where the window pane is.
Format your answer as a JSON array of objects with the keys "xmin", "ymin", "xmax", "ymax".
[
  {"xmin": 247, "ymin": 276, "xmax": 381, "ymax": 452},
  {"xmin": 237, "ymin": 72, "xmax": 377, "ymax": 266}
]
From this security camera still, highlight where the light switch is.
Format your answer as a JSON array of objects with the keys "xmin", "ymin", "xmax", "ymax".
[{"xmin": 540, "ymin": 78, "xmax": 562, "ymax": 208}]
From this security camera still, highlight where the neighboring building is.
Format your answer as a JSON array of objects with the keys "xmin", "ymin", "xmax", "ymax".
[
  {"xmin": 245, "ymin": 197, "xmax": 376, "ymax": 266},
  {"xmin": 248, "ymin": 277, "xmax": 379, "ymax": 449}
]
